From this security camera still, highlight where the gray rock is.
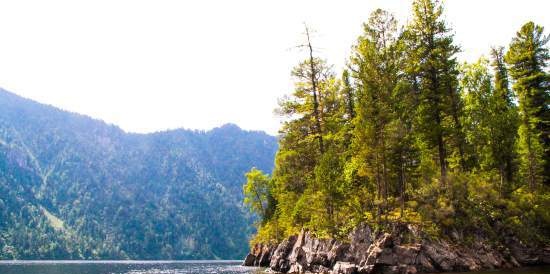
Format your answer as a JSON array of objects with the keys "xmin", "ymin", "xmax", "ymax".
[
  {"xmin": 376, "ymin": 248, "xmax": 396, "ymax": 265},
  {"xmin": 244, "ymin": 223, "xmax": 550, "ymax": 274},
  {"xmin": 311, "ymin": 265, "xmax": 332, "ymax": 274},
  {"xmin": 332, "ymin": 262, "xmax": 358, "ymax": 274},
  {"xmin": 393, "ymin": 245, "xmax": 420, "ymax": 265}
]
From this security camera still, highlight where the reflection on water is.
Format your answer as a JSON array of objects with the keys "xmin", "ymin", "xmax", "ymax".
[
  {"xmin": 0, "ymin": 260, "xmax": 264, "ymax": 274},
  {"xmin": 0, "ymin": 261, "xmax": 548, "ymax": 274},
  {"xmin": 452, "ymin": 267, "xmax": 550, "ymax": 274}
]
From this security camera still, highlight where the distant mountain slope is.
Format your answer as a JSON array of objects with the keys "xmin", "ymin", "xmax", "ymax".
[{"xmin": 0, "ymin": 88, "xmax": 278, "ymax": 259}]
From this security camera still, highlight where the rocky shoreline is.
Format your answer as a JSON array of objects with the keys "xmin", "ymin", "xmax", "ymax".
[{"xmin": 242, "ymin": 224, "xmax": 550, "ymax": 274}]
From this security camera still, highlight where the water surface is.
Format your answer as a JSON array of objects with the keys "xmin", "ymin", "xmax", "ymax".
[
  {"xmin": 0, "ymin": 261, "xmax": 548, "ymax": 274},
  {"xmin": 0, "ymin": 260, "xmax": 262, "ymax": 274}
]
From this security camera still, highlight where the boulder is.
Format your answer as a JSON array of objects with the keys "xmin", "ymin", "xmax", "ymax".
[
  {"xmin": 415, "ymin": 253, "xmax": 436, "ymax": 272},
  {"xmin": 270, "ymin": 236, "xmax": 298, "ymax": 272},
  {"xmin": 376, "ymin": 248, "xmax": 396, "ymax": 265},
  {"xmin": 311, "ymin": 265, "xmax": 332, "ymax": 274},
  {"xmin": 332, "ymin": 262, "xmax": 358, "ymax": 274},
  {"xmin": 357, "ymin": 265, "xmax": 374, "ymax": 274},
  {"xmin": 393, "ymin": 245, "xmax": 420, "ymax": 265},
  {"xmin": 421, "ymin": 242, "xmax": 457, "ymax": 271},
  {"xmin": 328, "ymin": 242, "xmax": 350, "ymax": 265},
  {"xmin": 243, "ymin": 253, "xmax": 256, "ymax": 266}
]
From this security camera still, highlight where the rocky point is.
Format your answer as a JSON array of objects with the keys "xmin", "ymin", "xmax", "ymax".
[{"xmin": 242, "ymin": 224, "xmax": 550, "ymax": 274}]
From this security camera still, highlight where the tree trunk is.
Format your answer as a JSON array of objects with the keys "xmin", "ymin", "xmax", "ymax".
[{"xmin": 305, "ymin": 26, "xmax": 324, "ymax": 155}]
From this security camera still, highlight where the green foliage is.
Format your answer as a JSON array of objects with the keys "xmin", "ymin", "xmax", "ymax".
[
  {"xmin": 248, "ymin": 0, "xmax": 550, "ymax": 247},
  {"xmin": 460, "ymin": 56, "xmax": 519, "ymax": 194},
  {"xmin": 243, "ymin": 168, "xmax": 276, "ymax": 223},
  {"xmin": 505, "ymin": 21, "xmax": 549, "ymax": 187},
  {"xmin": 0, "ymin": 90, "xmax": 278, "ymax": 259}
]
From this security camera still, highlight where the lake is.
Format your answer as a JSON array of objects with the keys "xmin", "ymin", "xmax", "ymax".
[
  {"xmin": 0, "ymin": 261, "xmax": 547, "ymax": 274},
  {"xmin": 0, "ymin": 260, "xmax": 263, "ymax": 274}
]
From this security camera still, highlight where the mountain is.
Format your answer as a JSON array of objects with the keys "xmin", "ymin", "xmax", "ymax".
[{"xmin": 0, "ymin": 88, "xmax": 278, "ymax": 260}]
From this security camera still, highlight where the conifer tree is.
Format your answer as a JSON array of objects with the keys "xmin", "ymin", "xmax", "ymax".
[
  {"xmin": 460, "ymin": 57, "xmax": 518, "ymax": 193},
  {"xmin": 350, "ymin": 9, "xmax": 402, "ymax": 221},
  {"xmin": 404, "ymin": 0, "xmax": 465, "ymax": 182},
  {"xmin": 505, "ymin": 22, "xmax": 549, "ymax": 188},
  {"xmin": 490, "ymin": 47, "xmax": 519, "ymax": 190}
]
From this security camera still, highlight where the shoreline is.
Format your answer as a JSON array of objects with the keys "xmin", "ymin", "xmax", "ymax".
[{"xmin": 243, "ymin": 224, "xmax": 550, "ymax": 274}]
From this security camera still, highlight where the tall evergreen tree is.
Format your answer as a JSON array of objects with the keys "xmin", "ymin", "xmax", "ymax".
[
  {"xmin": 350, "ymin": 9, "xmax": 404, "ymax": 221},
  {"xmin": 341, "ymin": 69, "xmax": 356, "ymax": 148},
  {"xmin": 505, "ymin": 22, "xmax": 550, "ymax": 188},
  {"xmin": 460, "ymin": 57, "xmax": 518, "ymax": 193},
  {"xmin": 404, "ymin": 0, "xmax": 465, "ymax": 182},
  {"xmin": 490, "ymin": 47, "xmax": 519, "ymax": 190}
]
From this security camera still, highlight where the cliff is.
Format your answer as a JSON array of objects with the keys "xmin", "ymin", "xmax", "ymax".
[{"xmin": 243, "ymin": 224, "xmax": 550, "ymax": 274}]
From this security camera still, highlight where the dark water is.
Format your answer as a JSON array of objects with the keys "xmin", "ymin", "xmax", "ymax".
[
  {"xmin": 0, "ymin": 260, "xmax": 263, "ymax": 274},
  {"xmin": 0, "ymin": 261, "xmax": 547, "ymax": 274}
]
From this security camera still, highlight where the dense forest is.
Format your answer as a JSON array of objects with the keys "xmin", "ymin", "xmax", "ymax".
[
  {"xmin": 244, "ymin": 0, "xmax": 549, "ymax": 246},
  {"xmin": 0, "ymin": 89, "xmax": 278, "ymax": 259}
]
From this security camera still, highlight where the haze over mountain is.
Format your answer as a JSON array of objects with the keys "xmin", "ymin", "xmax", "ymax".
[{"xmin": 0, "ymin": 88, "xmax": 278, "ymax": 259}]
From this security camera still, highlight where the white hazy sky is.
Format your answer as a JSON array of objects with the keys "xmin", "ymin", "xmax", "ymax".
[{"xmin": 0, "ymin": 0, "xmax": 548, "ymax": 135}]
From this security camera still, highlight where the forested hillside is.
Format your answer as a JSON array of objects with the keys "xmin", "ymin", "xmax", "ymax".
[
  {"xmin": 0, "ymin": 88, "xmax": 278, "ymax": 259},
  {"xmin": 244, "ymin": 0, "xmax": 549, "ymax": 246}
]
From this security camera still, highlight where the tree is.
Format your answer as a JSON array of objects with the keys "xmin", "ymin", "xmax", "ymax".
[
  {"xmin": 490, "ymin": 47, "xmax": 519, "ymax": 191},
  {"xmin": 460, "ymin": 57, "xmax": 518, "ymax": 194},
  {"xmin": 304, "ymin": 25, "xmax": 325, "ymax": 154},
  {"xmin": 404, "ymin": 0, "xmax": 465, "ymax": 182},
  {"xmin": 505, "ymin": 22, "xmax": 550, "ymax": 188},
  {"xmin": 340, "ymin": 69, "xmax": 356, "ymax": 148},
  {"xmin": 243, "ymin": 168, "xmax": 275, "ymax": 223},
  {"xmin": 350, "ymin": 9, "xmax": 407, "ymax": 222}
]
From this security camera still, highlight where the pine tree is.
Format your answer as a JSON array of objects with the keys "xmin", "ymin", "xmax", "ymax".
[
  {"xmin": 490, "ymin": 47, "xmax": 519, "ymax": 191},
  {"xmin": 350, "ymin": 9, "xmax": 405, "ymax": 222},
  {"xmin": 274, "ymin": 50, "xmax": 343, "ymax": 234},
  {"xmin": 505, "ymin": 22, "xmax": 549, "ymax": 188},
  {"xmin": 460, "ymin": 56, "xmax": 519, "ymax": 194},
  {"xmin": 404, "ymin": 0, "xmax": 465, "ymax": 182}
]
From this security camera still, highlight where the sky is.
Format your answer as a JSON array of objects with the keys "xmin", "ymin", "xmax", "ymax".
[{"xmin": 0, "ymin": 0, "xmax": 548, "ymax": 135}]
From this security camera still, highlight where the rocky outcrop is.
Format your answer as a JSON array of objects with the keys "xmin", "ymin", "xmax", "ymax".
[
  {"xmin": 242, "ymin": 224, "xmax": 550, "ymax": 274},
  {"xmin": 243, "ymin": 242, "xmax": 278, "ymax": 267}
]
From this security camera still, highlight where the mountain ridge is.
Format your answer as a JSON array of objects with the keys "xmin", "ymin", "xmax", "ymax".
[
  {"xmin": 0, "ymin": 88, "xmax": 278, "ymax": 259},
  {"xmin": 0, "ymin": 88, "xmax": 270, "ymax": 136}
]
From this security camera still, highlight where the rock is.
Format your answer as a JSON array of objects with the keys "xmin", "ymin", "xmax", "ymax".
[
  {"xmin": 393, "ymin": 245, "xmax": 420, "ymax": 265},
  {"xmin": 363, "ymin": 246, "xmax": 382, "ymax": 265},
  {"xmin": 244, "ymin": 223, "xmax": 550, "ymax": 274},
  {"xmin": 415, "ymin": 253, "xmax": 436, "ymax": 273},
  {"xmin": 376, "ymin": 248, "xmax": 396, "ymax": 265},
  {"xmin": 311, "ymin": 265, "xmax": 332, "ymax": 274},
  {"xmin": 541, "ymin": 247, "xmax": 550, "ymax": 264},
  {"xmin": 357, "ymin": 265, "xmax": 374, "ymax": 274},
  {"xmin": 243, "ymin": 253, "xmax": 256, "ymax": 266},
  {"xmin": 327, "ymin": 243, "xmax": 349, "ymax": 265},
  {"xmin": 349, "ymin": 223, "xmax": 373, "ymax": 262},
  {"xmin": 332, "ymin": 262, "xmax": 358, "ymax": 274},
  {"xmin": 402, "ymin": 265, "xmax": 417, "ymax": 274},
  {"xmin": 259, "ymin": 245, "xmax": 275, "ymax": 267},
  {"xmin": 289, "ymin": 246, "xmax": 308, "ymax": 270},
  {"xmin": 328, "ymin": 243, "xmax": 350, "ymax": 265},
  {"xmin": 378, "ymin": 233, "xmax": 394, "ymax": 248},
  {"xmin": 454, "ymin": 249, "xmax": 480, "ymax": 271},
  {"xmin": 270, "ymin": 236, "xmax": 298, "ymax": 272},
  {"xmin": 289, "ymin": 263, "xmax": 304, "ymax": 274},
  {"xmin": 349, "ymin": 224, "xmax": 373, "ymax": 245},
  {"xmin": 421, "ymin": 242, "xmax": 457, "ymax": 271},
  {"xmin": 242, "ymin": 243, "xmax": 276, "ymax": 266}
]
